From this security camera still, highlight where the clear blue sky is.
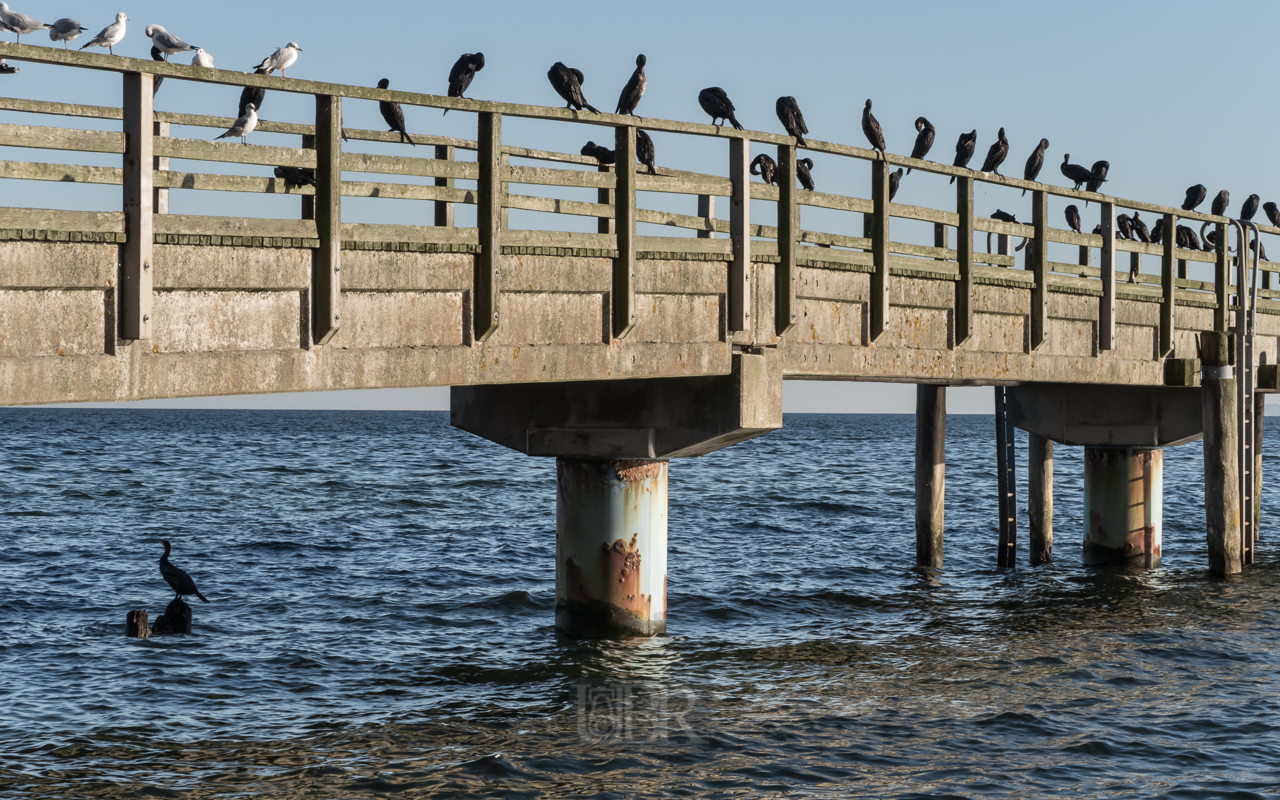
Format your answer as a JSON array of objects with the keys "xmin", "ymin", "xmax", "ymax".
[{"xmin": 5, "ymin": 0, "xmax": 1277, "ymax": 411}]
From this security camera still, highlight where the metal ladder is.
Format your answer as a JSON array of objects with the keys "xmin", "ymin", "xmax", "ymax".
[
  {"xmin": 995, "ymin": 386, "xmax": 1018, "ymax": 567},
  {"xmin": 1230, "ymin": 220, "xmax": 1261, "ymax": 566}
]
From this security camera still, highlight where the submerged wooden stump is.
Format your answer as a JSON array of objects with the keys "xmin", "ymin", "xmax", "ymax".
[
  {"xmin": 125, "ymin": 609, "xmax": 150, "ymax": 638},
  {"xmin": 152, "ymin": 597, "xmax": 192, "ymax": 635}
]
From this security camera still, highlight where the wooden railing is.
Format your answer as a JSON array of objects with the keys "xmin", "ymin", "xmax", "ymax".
[{"xmin": 1, "ymin": 41, "xmax": 1277, "ymax": 356}]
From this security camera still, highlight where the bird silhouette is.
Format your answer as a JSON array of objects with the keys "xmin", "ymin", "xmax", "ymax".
[
  {"xmin": 616, "ymin": 54, "xmax": 647, "ymax": 116},
  {"xmin": 1182, "ymin": 184, "xmax": 1207, "ymax": 212},
  {"xmin": 548, "ymin": 62, "xmax": 599, "ymax": 113},
  {"xmin": 1021, "ymin": 138, "xmax": 1049, "ymax": 195},
  {"xmin": 979, "ymin": 128, "xmax": 1008, "ymax": 175},
  {"xmin": 1060, "ymin": 155, "xmax": 1093, "ymax": 190},
  {"xmin": 159, "ymin": 540, "xmax": 208, "ymax": 603},
  {"xmin": 862, "ymin": 99, "xmax": 886, "ymax": 156},
  {"xmin": 908, "ymin": 117, "xmax": 934, "ymax": 174},
  {"xmin": 698, "ymin": 87, "xmax": 742, "ymax": 130},
  {"xmin": 750, "ymin": 153, "xmax": 777, "ymax": 185},
  {"xmin": 775, "ymin": 96, "xmax": 808, "ymax": 146},
  {"xmin": 950, "ymin": 130, "xmax": 977, "ymax": 184}
]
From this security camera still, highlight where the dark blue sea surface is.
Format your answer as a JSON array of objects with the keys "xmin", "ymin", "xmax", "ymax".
[{"xmin": 2, "ymin": 409, "xmax": 1280, "ymax": 799}]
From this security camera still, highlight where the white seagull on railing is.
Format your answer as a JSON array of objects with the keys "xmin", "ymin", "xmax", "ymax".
[
  {"xmin": 215, "ymin": 103, "xmax": 258, "ymax": 145},
  {"xmin": 0, "ymin": 3, "xmax": 52, "ymax": 43},
  {"xmin": 48, "ymin": 18, "xmax": 87, "ymax": 49},
  {"xmin": 80, "ymin": 13, "xmax": 128, "ymax": 55},
  {"xmin": 191, "ymin": 48, "xmax": 214, "ymax": 68},
  {"xmin": 145, "ymin": 24, "xmax": 197, "ymax": 61},
  {"xmin": 253, "ymin": 42, "xmax": 301, "ymax": 77}
]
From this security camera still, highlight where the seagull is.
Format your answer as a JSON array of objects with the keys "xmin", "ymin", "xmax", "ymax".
[
  {"xmin": 0, "ymin": 3, "xmax": 51, "ymax": 43},
  {"xmin": 254, "ymin": 42, "xmax": 301, "ymax": 77},
  {"xmin": 80, "ymin": 13, "xmax": 128, "ymax": 55},
  {"xmin": 0, "ymin": 58, "xmax": 17, "ymax": 74},
  {"xmin": 191, "ymin": 48, "xmax": 214, "ymax": 68},
  {"xmin": 215, "ymin": 102, "xmax": 258, "ymax": 145},
  {"xmin": 146, "ymin": 24, "xmax": 197, "ymax": 61},
  {"xmin": 159, "ymin": 540, "xmax": 209, "ymax": 604},
  {"xmin": 376, "ymin": 78, "xmax": 414, "ymax": 145},
  {"xmin": 444, "ymin": 52, "xmax": 484, "ymax": 115},
  {"xmin": 48, "ymin": 18, "xmax": 86, "ymax": 49}
]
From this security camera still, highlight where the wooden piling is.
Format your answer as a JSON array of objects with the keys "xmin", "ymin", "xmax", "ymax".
[
  {"xmin": 612, "ymin": 125, "xmax": 636, "ymax": 339},
  {"xmin": 312, "ymin": 94, "xmax": 341, "ymax": 346},
  {"xmin": 475, "ymin": 111, "xmax": 502, "ymax": 342},
  {"xmin": 434, "ymin": 144, "xmax": 454, "ymax": 227},
  {"xmin": 121, "ymin": 71, "xmax": 153, "ymax": 341},
  {"xmin": 1028, "ymin": 433, "xmax": 1053, "ymax": 564},
  {"xmin": 728, "ymin": 138, "xmax": 750, "ymax": 332},
  {"xmin": 696, "ymin": 195, "xmax": 714, "ymax": 239},
  {"xmin": 1098, "ymin": 201, "xmax": 1115, "ymax": 351},
  {"xmin": 955, "ymin": 177, "xmax": 974, "ymax": 346},
  {"xmin": 915, "ymin": 384, "xmax": 945, "ymax": 569},
  {"xmin": 125, "ymin": 609, "xmax": 150, "ymax": 638},
  {"xmin": 775, "ymin": 143, "xmax": 798, "ymax": 338},
  {"xmin": 1200, "ymin": 330, "xmax": 1241, "ymax": 574}
]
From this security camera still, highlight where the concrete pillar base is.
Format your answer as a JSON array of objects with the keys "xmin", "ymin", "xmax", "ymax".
[
  {"xmin": 556, "ymin": 458, "xmax": 668, "ymax": 638},
  {"xmin": 1083, "ymin": 447, "xmax": 1162, "ymax": 567}
]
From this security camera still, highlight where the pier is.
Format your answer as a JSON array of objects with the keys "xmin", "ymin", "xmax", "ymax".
[{"xmin": 1, "ymin": 43, "xmax": 1274, "ymax": 636}]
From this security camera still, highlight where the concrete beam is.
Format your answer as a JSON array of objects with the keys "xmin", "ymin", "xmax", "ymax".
[{"xmin": 1007, "ymin": 383, "xmax": 1203, "ymax": 447}]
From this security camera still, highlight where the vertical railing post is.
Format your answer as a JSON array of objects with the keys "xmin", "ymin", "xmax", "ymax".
[
  {"xmin": 870, "ymin": 159, "xmax": 890, "ymax": 342},
  {"xmin": 955, "ymin": 176, "xmax": 974, "ymax": 346},
  {"xmin": 696, "ymin": 195, "xmax": 714, "ymax": 238},
  {"xmin": 121, "ymin": 72, "xmax": 153, "ymax": 341},
  {"xmin": 1099, "ymin": 201, "xmax": 1116, "ymax": 350},
  {"xmin": 728, "ymin": 138, "xmax": 751, "ymax": 332},
  {"xmin": 152, "ymin": 120, "xmax": 169, "ymax": 215},
  {"xmin": 1031, "ymin": 190, "xmax": 1049, "ymax": 350},
  {"xmin": 301, "ymin": 133, "xmax": 315, "ymax": 221},
  {"xmin": 434, "ymin": 144, "xmax": 454, "ymax": 227},
  {"xmin": 776, "ymin": 143, "xmax": 798, "ymax": 337},
  {"xmin": 313, "ymin": 95, "xmax": 342, "ymax": 346},
  {"xmin": 475, "ymin": 111, "xmax": 502, "ymax": 342},
  {"xmin": 1161, "ymin": 212, "xmax": 1177, "ymax": 357},
  {"xmin": 934, "ymin": 222, "xmax": 948, "ymax": 261},
  {"xmin": 1215, "ymin": 221, "xmax": 1228, "ymax": 331},
  {"xmin": 597, "ymin": 163, "xmax": 614, "ymax": 235},
  {"xmin": 613, "ymin": 125, "xmax": 637, "ymax": 339}
]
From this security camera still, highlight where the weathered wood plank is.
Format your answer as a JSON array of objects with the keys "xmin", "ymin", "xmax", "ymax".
[
  {"xmin": 636, "ymin": 235, "xmax": 732, "ymax": 255},
  {"xmin": 636, "ymin": 173, "xmax": 731, "ymax": 197},
  {"xmin": 1215, "ymin": 221, "xmax": 1228, "ymax": 331},
  {"xmin": 154, "ymin": 214, "xmax": 318, "ymax": 238},
  {"xmin": 502, "ymin": 229, "xmax": 615, "ymax": 249},
  {"xmin": 155, "ymin": 137, "xmax": 315, "ymax": 169},
  {"xmin": 777, "ymin": 143, "xmax": 798, "ymax": 337},
  {"xmin": 1032, "ymin": 191, "xmax": 1050, "ymax": 350},
  {"xmin": 0, "ymin": 159, "xmax": 122, "ymax": 185},
  {"xmin": 729, "ymin": 138, "xmax": 751, "ymax": 332},
  {"xmin": 121, "ymin": 72, "xmax": 154, "ymax": 341},
  {"xmin": 956, "ymin": 177, "xmax": 974, "ymax": 346},
  {"xmin": 313, "ymin": 95, "xmax": 342, "ymax": 346},
  {"xmin": 476, "ymin": 112, "xmax": 501, "ymax": 342},
  {"xmin": 0, "ymin": 206, "xmax": 123, "ymax": 231},
  {"xmin": 1162, "ymin": 212, "xmax": 1176, "ymax": 357},
  {"xmin": 802, "ymin": 190, "xmax": 872, "ymax": 214},
  {"xmin": 750, "ymin": 182, "xmax": 781, "ymax": 202},
  {"xmin": 506, "ymin": 164, "xmax": 614, "ymax": 189},
  {"xmin": 637, "ymin": 207, "xmax": 723, "ymax": 234},
  {"xmin": 504, "ymin": 193, "xmax": 611, "ymax": 218},
  {"xmin": 341, "ymin": 223, "xmax": 477, "ymax": 244},
  {"xmin": 891, "ymin": 202, "xmax": 959, "ymax": 226},
  {"xmin": 871, "ymin": 159, "xmax": 890, "ymax": 342},
  {"xmin": 1098, "ymin": 201, "xmax": 1115, "ymax": 351},
  {"xmin": 0, "ymin": 121, "xmax": 123, "ymax": 154},
  {"xmin": 974, "ymin": 218, "xmax": 1034, "ymax": 237},
  {"xmin": 341, "ymin": 151, "xmax": 477, "ymax": 180}
]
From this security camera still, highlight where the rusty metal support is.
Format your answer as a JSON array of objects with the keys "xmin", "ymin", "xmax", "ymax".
[
  {"xmin": 475, "ymin": 111, "xmax": 502, "ymax": 342},
  {"xmin": 434, "ymin": 144, "xmax": 454, "ymax": 227},
  {"xmin": 1161, "ymin": 212, "xmax": 1176, "ymax": 357},
  {"xmin": 776, "ymin": 142, "xmax": 798, "ymax": 338},
  {"xmin": 312, "ymin": 94, "xmax": 342, "ymax": 346},
  {"xmin": 1028, "ymin": 432, "xmax": 1053, "ymax": 565},
  {"xmin": 1255, "ymin": 390, "xmax": 1265, "ymax": 546},
  {"xmin": 613, "ymin": 125, "xmax": 636, "ymax": 339},
  {"xmin": 728, "ymin": 138, "xmax": 751, "ymax": 332},
  {"xmin": 995, "ymin": 386, "xmax": 1017, "ymax": 567},
  {"xmin": 1200, "ymin": 330, "xmax": 1240, "ymax": 574},
  {"xmin": 1099, "ymin": 201, "xmax": 1115, "ymax": 350},
  {"xmin": 1082, "ymin": 447, "xmax": 1162, "ymax": 567},
  {"xmin": 955, "ymin": 177, "xmax": 974, "ymax": 346},
  {"xmin": 915, "ymin": 385, "xmax": 945, "ymax": 569},
  {"xmin": 121, "ymin": 71, "xmax": 153, "ymax": 341},
  {"xmin": 556, "ymin": 458, "xmax": 668, "ymax": 638},
  {"xmin": 870, "ymin": 159, "xmax": 890, "ymax": 342}
]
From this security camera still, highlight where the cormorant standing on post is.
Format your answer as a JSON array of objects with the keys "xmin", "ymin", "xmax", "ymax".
[
  {"xmin": 979, "ymin": 127, "xmax": 1008, "ymax": 175},
  {"xmin": 274, "ymin": 166, "xmax": 316, "ymax": 188},
  {"xmin": 908, "ymin": 117, "xmax": 934, "ymax": 174},
  {"xmin": 375, "ymin": 78, "xmax": 414, "ymax": 145},
  {"xmin": 750, "ymin": 153, "xmax": 777, "ymax": 185},
  {"xmin": 1131, "ymin": 212, "xmax": 1150, "ymax": 243},
  {"xmin": 1060, "ymin": 155, "xmax": 1093, "ymax": 190},
  {"xmin": 1211, "ymin": 189, "xmax": 1229, "ymax": 217},
  {"xmin": 796, "ymin": 158, "xmax": 815, "ymax": 191},
  {"xmin": 1086, "ymin": 160, "xmax": 1109, "ymax": 195},
  {"xmin": 889, "ymin": 167, "xmax": 903, "ymax": 201},
  {"xmin": 239, "ymin": 67, "xmax": 268, "ymax": 119},
  {"xmin": 444, "ymin": 52, "xmax": 484, "ymax": 114},
  {"xmin": 1064, "ymin": 204, "xmax": 1082, "ymax": 234},
  {"xmin": 159, "ymin": 540, "xmax": 208, "ymax": 603},
  {"xmin": 862, "ymin": 99, "xmax": 885, "ymax": 156},
  {"xmin": 636, "ymin": 129, "xmax": 656, "ymax": 174},
  {"xmin": 1021, "ymin": 138, "xmax": 1048, "ymax": 195},
  {"xmin": 698, "ymin": 87, "xmax": 742, "ymax": 130},
  {"xmin": 950, "ymin": 130, "xmax": 977, "ymax": 184},
  {"xmin": 1182, "ymin": 184, "xmax": 1207, "ymax": 212},
  {"xmin": 1116, "ymin": 213, "xmax": 1134, "ymax": 240},
  {"xmin": 616, "ymin": 54, "xmax": 647, "ymax": 116},
  {"xmin": 581, "ymin": 140, "xmax": 615, "ymax": 165},
  {"xmin": 1150, "ymin": 217, "xmax": 1165, "ymax": 244},
  {"xmin": 775, "ymin": 96, "xmax": 807, "ymax": 146},
  {"xmin": 548, "ymin": 62, "xmax": 599, "ymax": 113},
  {"xmin": 1242, "ymin": 194, "xmax": 1260, "ymax": 222},
  {"xmin": 991, "ymin": 209, "xmax": 1017, "ymax": 224},
  {"xmin": 1265, "ymin": 202, "xmax": 1280, "ymax": 228}
]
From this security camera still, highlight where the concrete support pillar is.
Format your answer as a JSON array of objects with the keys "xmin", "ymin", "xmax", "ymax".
[
  {"xmin": 556, "ymin": 459, "xmax": 668, "ymax": 638},
  {"xmin": 914, "ymin": 385, "xmax": 945, "ymax": 569},
  {"xmin": 1028, "ymin": 433, "xmax": 1053, "ymax": 564},
  {"xmin": 1083, "ymin": 447, "xmax": 1162, "ymax": 567},
  {"xmin": 1200, "ymin": 331, "xmax": 1241, "ymax": 574}
]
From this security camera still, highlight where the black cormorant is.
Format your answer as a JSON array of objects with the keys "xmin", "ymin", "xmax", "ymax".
[
  {"xmin": 159, "ymin": 540, "xmax": 208, "ymax": 603},
  {"xmin": 1021, "ymin": 138, "xmax": 1049, "ymax": 195},
  {"xmin": 889, "ymin": 167, "xmax": 903, "ymax": 201},
  {"xmin": 1182, "ymin": 184, "xmax": 1207, "ymax": 212},
  {"xmin": 1131, "ymin": 212, "xmax": 1150, "ymax": 243},
  {"xmin": 1060, "ymin": 155, "xmax": 1093, "ymax": 190},
  {"xmin": 750, "ymin": 153, "xmax": 777, "ymax": 185},
  {"xmin": 636, "ymin": 129, "xmax": 656, "ymax": 174},
  {"xmin": 1176, "ymin": 225, "xmax": 1199, "ymax": 251},
  {"xmin": 581, "ymin": 140, "xmax": 615, "ymax": 165},
  {"xmin": 1064, "ymin": 204, "xmax": 1082, "ymax": 234},
  {"xmin": 444, "ymin": 52, "xmax": 484, "ymax": 114},
  {"xmin": 698, "ymin": 87, "xmax": 742, "ymax": 130},
  {"xmin": 862, "ymin": 99, "xmax": 886, "ymax": 156},
  {"xmin": 239, "ymin": 67, "xmax": 269, "ymax": 119},
  {"xmin": 616, "ymin": 54, "xmax": 647, "ymax": 116},
  {"xmin": 796, "ymin": 157, "xmax": 815, "ymax": 191},
  {"xmin": 548, "ymin": 62, "xmax": 599, "ymax": 113},
  {"xmin": 375, "ymin": 78, "xmax": 414, "ymax": 145},
  {"xmin": 950, "ymin": 130, "xmax": 977, "ymax": 184},
  {"xmin": 979, "ymin": 127, "xmax": 1008, "ymax": 175},
  {"xmin": 274, "ymin": 166, "xmax": 316, "ymax": 188},
  {"xmin": 991, "ymin": 209, "xmax": 1018, "ymax": 224},
  {"xmin": 907, "ymin": 117, "xmax": 934, "ymax": 174},
  {"xmin": 1116, "ymin": 213, "xmax": 1133, "ymax": 240},
  {"xmin": 1211, "ymin": 189, "xmax": 1229, "ymax": 217},
  {"xmin": 1265, "ymin": 202, "xmax": 1280, "ymax": 228},
  {"xmin": 1086, "ymin": 160, "xmax": 1109, "ymax": 195},
  {"xmin": 1242, "ymin": 194, "xmax": 1260, "ymax": 222},
  {"xmin": 1150, "ymin": 217, "xmax": 1165, "ymax": 244},
  {"xmin": 775, "ymin": 96, "xmax": 807, "ymax": 146},
  {"xmin": 151, "ymin": 45, "xmax": 165, "ymax": 96}
]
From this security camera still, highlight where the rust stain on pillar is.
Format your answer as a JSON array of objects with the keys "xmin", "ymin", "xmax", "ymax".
[{"xmin": 1082, "ymin": 447, "xmax": 1162, "ymax": 567}]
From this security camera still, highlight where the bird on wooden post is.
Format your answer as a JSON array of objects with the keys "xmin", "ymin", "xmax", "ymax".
[
  {"xmin": 1130, "ymin": 211, "xmax": 1150, "ymax": 243},
  {"xmin": 775, "ymin": 96, "xmax": 807, "ymax": 147},
  {"xmin": 1210, "ymin": 189, "xmax": 1229, "ymax": 217},
  {"xmin": 581, "ymin": 140, "xmax": 615, "ymax": 165},
  {"xmin": 950, "ymin": 130, "xmax": 976, "ymax": 184},
  {"xmin": 48, "ymin": 18, "xmax": 87, "ymax": 49},
  {"xmin": 145, "ymin": 24, "xmax": 198, "ymax": 61},
  {"xmin": 158, "ymin": 540, "xmax": 209, "ymax": 603},
  {"xmin": 636, "ymin": 129, "xmax": 657, "ymax": 174},
  {"xmin": 215, "ymin": 102, "xmax": 258, "ymax": 145},
  {"xmin": 749, "ymin": 153, "xmax": 777, "ymax": 186},
  {"xmin": 796, "ymin": 158, "xmax": 815, "ymax": 191},
  {"xmin": 1265, "ymin": 202, "xmax": 1280, "ymax": 229},
  {"xmin": 1085, "ymin": 160, "xmax": 1109, "ymax": 202},
  {"xmin": 254, "ymin": 42, "xmax": 302, "ymax": 77},
  {"xmin": 0, "ymin": 3, "xmax": 51, "ymax": 43},
  {"xmin": 238, "ymin": 68, "xmax": 269, "ymax": 118},
  {"xmin": 1241, "ymin": 194, "xmax": 1260, "ymax": 222},
  {"xmin": 907, "ymin": 117, "xmax": 934, "ymax": 174},
  {"xmin": 861, "ymin": 99, "xmax": 886, "ymax": 157},
  {"xmin": 1149, "ymin": 216, "xmax": 1165, "ymax": 245},
  {"xmin": 274, "ymin": 166, "xmax": 316, "ymax": 189},
  {"xmin": 548, "ymin": 62, "xmax": 600, "ymax": 113},
  {"xmin": 979, "ymin": 128, "xmax": 1008, "ymax": 176},
  {"xmin": 1182, "ymin": 184, "xmax": 1207, "ymax": 212},
  {"xmin": 889, "ymin": 167, "xmax": 903, "ymax": 201},
  {"xmin": 616, "ymin": 54, "xmax": 647, "ymax": 116},
  {"xmin": 1021, "ymin": 138, "xmax": 1049, "ymax": 195},
  {"xmin": 444, "ymin": 52, "xmax": 485, "ymax": 115},
  {"xmin": 79, "ymin": 12, "xmax": 128, "ymax": 55},
  {"xmin": 1060, "ymin": 155, "xmax": 1093, "ymax": 191},
  {"xmin": 1064, "ymin": 204, "xmax": 1082, "ymax": 234},
  {"xmin": 376, "ymin": 78, "xmax": 415, "ymax": 146},
  {"xmin": 697, "ymin": 87, "xmax": 742, "ymax": 130},
  {"xmin": 1116, "ymin": 213, "xmax": 1134, "ymax": 241}
]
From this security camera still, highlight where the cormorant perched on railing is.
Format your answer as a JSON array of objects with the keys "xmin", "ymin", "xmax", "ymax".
[
  {"xmin": 889, "ymin": 167, "xmax": 903, "ymax": 201},
  {"xmin": 796, "ymin": 157, "xmax": 815, "ymax": 191},
  {"xmin": 376, "ymin": 78, "xmax": 415, "ymax": 145},
  {"xmin": 908, "ymin": 117, "xmax": 934, "ymax": 174},
  {"xmin": 749, "ymin": 153, "xmax": 777, "ymax": 185},
  {"xmin": 548, "ymin": 62, "xmax": 599, "ymax": 113},
  {"xmin": 950, "ymin": 130, "xmax": 976, "ymax": 184},
  {"xmin": 1182, "ymin": 184, "xmax": 1207, "ymax": 212},
  {"xmin": 1021, "ymin": 138, "xmax": 1048, "ymax": 195},
  {"xmin": 274, "ymin": 166, "xmax": 316, "ymax": 188},
  {"xmin": 1064, "ymin": 204, "xmax": 1082, "ymax": 234},
  {"xmin": 444, "ymin": 52, "xmax": 484, "ymax": 115},
  {"xmin": 581, "ymin": 141, "xmax": 615, "ymax": 165},
  {"xmin": 979, "ymin": 128, "xmax": 1008, "ymax": 175},
  {"xmin": 861, "ymin": 100, "xmax": 885, "ymax": 157},
  {"xmin": 1251, "ymin": 239, "xmax": 1269, "ymax": 262},
  {"xmin": 991, "ymin": 209, "xmax": 1017, "ymax": 224},
  {"xmin": 636, "ymin": 129, "xmax": 656, "ymax": 174},
  {"xmin": 1131, "ymin": 212, "xmax": 1151, "ymax": 243},
  {"xmin": 1242, "ymin": 194, "xmax": 1260, "ymax": 222},
  {"xmin": 698, "ymin": 87, "xmax": 742, "ymax": 130},
  {"xmin": 615, "ymin": 54, "xmax": 646, "ymax": 116},
  {"xmin": 1265, "ymin": 202, "xmax": 1280, "ymax": 229},
  {"xmin": 1086, "ymin": 160, "xmax": 1109, "ymax": 195},
  {"xmin": 1060, "ymin": 155, "xmax": 1093, "ymax": 190},
  {"xmin": 239, "ymin": 67, "xmax": 268, "ymax": 119},
  {"xmin": 1177, "ymin": 225, "xmax": 1200, "ymax": 251},
  {"xmin": 775, "ymin": 96, "xmax": 807, "ymax": 147},
  {"xmin": 159, "ymin": 540, "xmax": 208, "ymax": 603},
  {"xmin": 1150, "ymin": 217, "xmax": 1165, "ymax": 244},
  {"xmin": 1211, "ymin": 189, "xmax": 1229, "ymax": 217},
  {"xmin": 150, "ymin": 45, "xmax": 165, "ymax": 96},
  {"xmin": 1116, "ymin": 213, "xmax": 1134, "ymax": 240}
]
